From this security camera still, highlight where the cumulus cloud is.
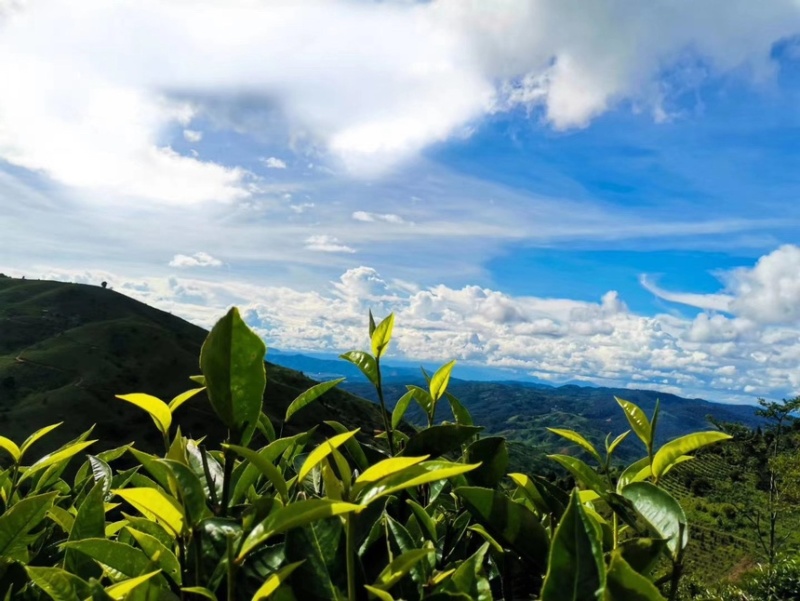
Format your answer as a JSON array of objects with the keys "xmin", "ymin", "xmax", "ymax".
[
  {"xmin": 352, "ymin": 211, "xmax": 409, "ymax": 224},
  {"xmin": 1, "ymin": 0, "xmax": 799, "ymax": 200},
  {"xmin": 8, "ymin": 248, "xmax": 800, "ymax": 404},
  {"xmin": 304, "ymin": 235, "xmax": 356, "ymax": 254},
  {"xmin": 262, "ymin": 157, "xmax": 287, "ymax": 169},
  {"xmin": 643, "ymin": 245, "xmax": 800, "ymax": 326},
  {"xmin": 169, "ymin": 251, "xmax": 222, "ymax": 268}
]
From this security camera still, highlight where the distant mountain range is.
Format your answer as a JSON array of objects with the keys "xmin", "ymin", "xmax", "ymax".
[
  {"xmin": 0, "ymin": 275, "xmax": 761, "ymax": 470},
  {"xmin": 268, "ymin": 350, "xmax": 763, "ymax": 463}
]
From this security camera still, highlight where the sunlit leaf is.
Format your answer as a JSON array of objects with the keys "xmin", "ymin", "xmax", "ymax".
[
  {"xmin": 371, "ymin": 313, "xmax": 395, "ymax": 359},
  {"xmin": 25, "ymin": 566, "xmax": 92, "ymax": 600},
  {"xmin": 548, "ymin": 428, "xmax": 603, "ymax": 465},
  {"xmin": 19, "ymin": 423, "xmax": 62, "ymax": 459},
  {"xmin": 297, "ymin": 430, "xmax": 359, "ymax": 483},
  {"xmin": 0, "ymin": 436, "xmax": 20, "ymax": 463},
  {"xmin": 340, "ymin": 351, "xmax": 378, "ymax": 387},
  {"xmin": 105, "ymin": 570, "xmax": 162, "ymax": 600},
  {"xmin": 429, "ymin": 360, "xmax": 456, "ymax": 402},
  {"xmin": 115, "ymin": 393, "xmax": 171, "ymax": 435},
  {"xmin": 605, "ymin": 551, "xmax": 667, "ymax": 600},
  {"xmin": 168, "ymin": 387, "xmax": 206, "ymax": 413},
  {"xmin": 237, "ymin": 499, "xmax": 362, "ymax": 561},
  {"xmin": 615, "ymin": 397, "xmax": 651, "ymax": 451},
  {"xmin": 251, "ymin": 561, "xmax": 305, "ymax": 600},
  {"xmin": 112, "ymin": 487, "xmax": 185, "ymax": 536},
  {"xmin": 285, "ymin": 378, "xmax": 345, "ymax": 422},
  {"xmin": 651, "ymin": 432, "xmax": 732, "ymax": 481},
  {"xmin": 19, "ymin": 440, "xmax": 97, "ymax": 484}
]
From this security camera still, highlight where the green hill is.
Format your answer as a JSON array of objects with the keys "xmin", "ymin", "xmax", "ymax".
[{"xmin": 0, "ymin": 276, "xmax": 393, "ymax": 458}]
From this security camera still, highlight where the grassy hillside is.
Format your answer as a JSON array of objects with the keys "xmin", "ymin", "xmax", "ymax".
[{"xmin": 0, "ymin": 276, "xmax": 394, "ymax": 458}]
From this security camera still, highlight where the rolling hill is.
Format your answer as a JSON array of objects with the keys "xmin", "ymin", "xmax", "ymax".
[{"xmin": 0, "ymin": 276, "xmax": 394, "ymax": 459}]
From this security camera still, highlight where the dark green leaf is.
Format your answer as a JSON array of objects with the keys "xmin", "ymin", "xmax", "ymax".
[
  {"xmin": 540, "ymin": 490, "xmax": 605, "ymax": 601},
  {"xmin": 455, "ymin": 486, "xmax": 548, "ymax": 568},
  {"xmin": 402, "ymin": 425, "xmax": 482, "ymax": 458},
  {"xmin": 0, "ymin": 491, "xmax": 57, "ymax": 564},
  {"xmin": 605, "ymin": 552, "xmax": 666, "ymax": 601},
  {"xmin": 65, "ymin": 482, "xmax": 105, "ymax": 580},
  {"xmin": 200, "ymin": 307, "xmax": 266, "ymax": 444},
  {"xmin": 284, "ymin": 518, "xmax": 347, "ymax": 601},
  {"xmin": 25, "ymin": 566, "xmax": 93, "ymax": 601},
  {"xmin": 285, "ymin": 378, "xmax": 345, "ymax": 422},
  {"xmin": 617, "ymin": 538, "xmax": 668, "ymax": 576},
  {"xmin": 61, "ymin": 538, "xmax": 152, "ymax": 579},
  {"xmin": 465, "ymin": 437, "xmax": 508, "ymax": 488},
  {"xmin": 621, "ymin": 482, "xmax": 687, "ymax": 557}
]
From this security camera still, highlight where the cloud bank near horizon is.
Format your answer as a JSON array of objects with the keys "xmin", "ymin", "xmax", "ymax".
[{"xmin": 6, "ymin": 244, "xmax": 800, "ymax": 405}]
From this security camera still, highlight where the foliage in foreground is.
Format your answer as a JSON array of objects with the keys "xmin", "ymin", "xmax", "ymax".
[{"xmin": 0, "ymin": 309, "xmax": 733, "ymax": 600}]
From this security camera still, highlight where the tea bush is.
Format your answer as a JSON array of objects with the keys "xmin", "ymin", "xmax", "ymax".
[{"xmin": 0, "ymin": 308, "xmax": 732, "ymax": 600}]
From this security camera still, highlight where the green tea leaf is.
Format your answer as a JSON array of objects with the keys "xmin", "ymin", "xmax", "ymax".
[
  {"xmin": 340, "ymin": 351, "xmax": 378, "ymax": 387},
  {"xmin": 25, "ymin": 566, "xmax": 93, "ymax": 600},
  {"xmin": 161, "ymin": 459, "xmax": 212, "ymax": 528},
  {"xmin": 19, "ymin": 440, "xmax": 97, "ymax": 484},
  {"xmin": 402, "ymin": 425, "xmax": 482, "ymax": 458},
  {"xmin": 607, "ymin": 431, "xmax": 630, "ymax": 459},
  {"xmin": 297, "ymin": 430, "xmax": 359, "ymax": 483},
  {"xmin": 615, "ymin": 397, "xmax": 651, "ymax": 451},
  {"xmin": 455, "ymin": 486, "xmax": 549, "ymax": 567},
  {"xmin": 445, "ymin": 392, "xmax": 473, "ymax": 426},
  {"xmin": 0, "ymin": 436, "xmax": 20, "ymax": 462},
  {"xmin": 651, "ymin": 432, "xmax": 732, "ymax": 481},
  {"xmin": 391, "ymin": 390, "xmax": 415, "ymax": 429},
  {"xmin": 19, "ymin": 423, "xmax": 62, "ymax": 459},
  {"xmin": 104, "ymin": 570, "xmax": 162, "ymax": 600},
  {"xmin": 429, "ymin": 360, "xmax": 456, "ymax": 402},
  {"xmin": 621, "ymin": 482, "xmax": 687, "ymax": 557},
  {"xmin": 284, "ymin": 518, "xmax": 346, "ymax": 600},
  {"xmin": 373, "ymin": 548, "xmax": 433, "ymax": 591},
  {"xmin": 115, "ymin": 393, "xmax": 171, "ymax": 435},
  {"xmin": 0, "ymin": 491, "xmax": 57, "ymax": 564},
  {"xmin": 540, "ymin": 490, "xmax": 605, "ymax": 601},
  {"xmin": 548, "ymin": 454, "xmax": 610, "ymax": 496},
  {"xmin": 200, "ymin": 307, "xmax": 267, "ymax": 444},
  {"xmin": 285, "ymin": 378, "xmax": 345, "ymax": 423},
  {"xmin": 113, "ymin": 488, "xmax": 185, "ymax": 537},
  {"xmin": 225, "ymin": 444, "xmax": 289, "ymax": 502},
  {"xmin": 168, "ymin": 387, "xmax": 206, "ymax": 413},
  {"xmin": 251, "ymin": 561, "xmax": 305, "ymax": 600},
  {"xmin": 605, "ymin": 552, "xmax": 667, "ymax": 601},
  {"xmin": 548, "ymin": 428, "xmax": 603, "ymax": 465},
  {"xmin": 238, "ymin": 499, "xmax": 362, "ymax": 561},
  {"xmin": 359, "ymin": 461, "xmax": 479, "ymax": 506},
  {"xmin": 371, "ymin": 313, "xmax": 395, "ymax": 358},
  {"xmin": 126, "ymin": 527, "xmax": 182, "ymax": 585},
  {"xmin": 465, "ymin": 437, "xmax": 508, "ymax": 488},
  {"xmin": 61, "ymin": 538, "xmax": 153, "ymax": 579},
  {"xmin": 65, "ymin": 482, "xmax": 105, "ymax": 580}
]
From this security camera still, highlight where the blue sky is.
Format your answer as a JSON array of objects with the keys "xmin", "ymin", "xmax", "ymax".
[{"xmin": 2, "ymin": 0, "xmax": 800, "ymax": 404}]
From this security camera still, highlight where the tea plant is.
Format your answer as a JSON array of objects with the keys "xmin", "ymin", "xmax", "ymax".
[{"xmin": 0, "ymin": 308, "xmax": 732, "ymax": 600}]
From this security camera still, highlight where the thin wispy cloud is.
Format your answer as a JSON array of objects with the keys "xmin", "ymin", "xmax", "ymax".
[{"xmin": 305, "ymin": 235, "xmax": 356, "ymax": 254}]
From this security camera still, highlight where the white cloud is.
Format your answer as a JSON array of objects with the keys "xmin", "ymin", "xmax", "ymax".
[
  {"xmin": 262, "ymin": 157, "xmax": 287, "ymax": 169},
  {"xmin": 1, "ymin": 0, "xmax": 798, "ymax": 198},
  {"xmin": 352, "ymin": 211, "xmax": 409, "ymax": 224},
  {"xmin": 183, "ymin": 129, "xmax": 203, "ymax": 143},
  {"xmin": 304, "ymin": 235, "xmax": 356, "ymax": 254},
  {"xmin": 7, "ymin": 248, "xmax": 800, "ymax": 404},
  {"xmin": 169, "ymin": 251, "xmax": 222, "ymax": 268}
]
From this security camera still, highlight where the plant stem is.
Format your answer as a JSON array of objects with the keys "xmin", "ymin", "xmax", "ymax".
[
  {"xmin": 346, "ymin": 515, "xmax": 357, "ymax": 601},
  {"xmin": 220, "ymin": 446, "xmax": 235, "ymax": 517},
  {"xmin": 227, "ymin": 533, "xmax": 236, "ymax": 601},
  {"xmin": 374, "ymin": 357, "xmax": 395, "ymax": 455}
]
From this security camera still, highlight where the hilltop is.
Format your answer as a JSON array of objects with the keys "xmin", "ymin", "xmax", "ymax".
[{"xmin": 0, "ymin": 276, "xmax": 393, "ymax": 456}]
